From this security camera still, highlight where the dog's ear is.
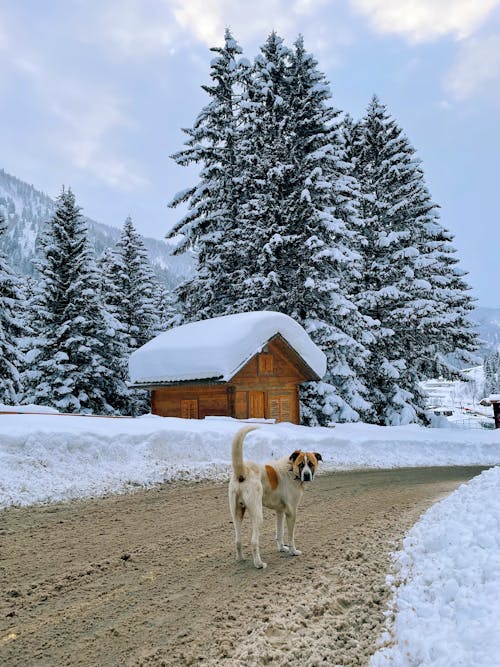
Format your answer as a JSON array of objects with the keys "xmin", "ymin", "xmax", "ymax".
[
  {"xmin": 314, "ymin": 452, "xmax": 323, "ymax": 462},
  {"xmin": 289, "ymin": 450, "xmax": 301, "ymax": 462}
]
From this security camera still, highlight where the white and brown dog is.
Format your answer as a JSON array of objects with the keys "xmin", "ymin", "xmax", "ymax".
[{"xmin": 228, "ymin": 425, "xmax": 322, "ymax": 569}]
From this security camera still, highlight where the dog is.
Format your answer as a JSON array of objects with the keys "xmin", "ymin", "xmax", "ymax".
[{"xmin": 228, "ymin": 425, "xmax": 322, "ymax": 569}]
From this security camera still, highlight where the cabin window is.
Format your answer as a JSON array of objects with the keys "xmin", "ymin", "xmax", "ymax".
[
  {"xmin": 270, "ymin": 395, "xmax": 292, "ymax": 422},
  {"xmin": 258, "ymin": 353, "xmax": 274, "ymax": 375},
  {"xmin": 180, "ymin": 399, "xmax": 199, "ymax": 419}
]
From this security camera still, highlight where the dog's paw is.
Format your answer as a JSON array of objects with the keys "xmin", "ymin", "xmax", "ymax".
[
  {"xmin": 277, "ymin": 544, "xmax": 289, "ymax": 553},
  {"xmin": 254, "ymin": 561, "xmax": 267, "ymax": 569},
  {"xmin": 288, "ymin": 548, "xmax": 302, "ymax": 556}
]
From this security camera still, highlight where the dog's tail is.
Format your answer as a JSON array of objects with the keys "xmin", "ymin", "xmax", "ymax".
[{"xmin": 231, "ymin": 425, "xmax": 259, "ymax": 482}]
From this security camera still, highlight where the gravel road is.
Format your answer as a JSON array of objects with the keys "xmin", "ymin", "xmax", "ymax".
[{"xmin": 0, "ymin": 466, "xmax": 486, "ymax": 666}]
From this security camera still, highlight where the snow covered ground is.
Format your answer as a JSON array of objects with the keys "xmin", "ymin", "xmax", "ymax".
[
  {"xmin": 371, "ymin": 465, "xmax": 500, "ymax": 667},
  {"xmin": 421, "ymin": 366, "xmax": 495, "ymax": 430},
  {"xmin": 1, "ymin": 412, "xmax": 499, "ymax": 666},
  {"xmin": 1, "ymin": 412, "xmax": 500, "ymax": 508}
]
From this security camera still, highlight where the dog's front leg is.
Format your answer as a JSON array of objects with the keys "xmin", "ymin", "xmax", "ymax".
[
  {"xmin": 276, "ymin": 511, "xmax": 289, "ymax": 552},
  {"xmin": 286, "ymin": 510, "xmax": 302, "ymax": 556}
]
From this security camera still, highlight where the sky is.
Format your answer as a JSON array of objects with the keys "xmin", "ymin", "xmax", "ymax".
[{"xmin": 0, "ymin": 0, "xmax": 499, "ymax": 307}]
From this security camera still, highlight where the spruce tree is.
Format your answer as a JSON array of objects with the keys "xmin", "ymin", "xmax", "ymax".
[
  {"xmin": 168, "ymin": 29, "xmax": 250, "ymax": 321},
  {"xmin": 24, "ymin": 188, "xmax": 115, "ymax": 414},
  {"xmin": 484, "ymin": 351, "xmax": 500, "ymax": 396},
  {"xmin": 108, "ymin": 216, "xmax": 160, "ymax": 349},
  {"xmin": 168, "ymin": 32, "xmax": 373, "ymax": 424},
  {"xmin": 353, "ymin": 96, "xmax": 479, "ymax": 424},
  {"xmin": 0, "ymin": 212, "xmax": 27, "ymax": 404},
  {"xmin": 99, "ymin": 217, "xmax": 161, "ymax": 414}
]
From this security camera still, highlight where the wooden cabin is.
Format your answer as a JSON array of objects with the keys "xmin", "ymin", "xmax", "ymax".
[{"xmin": 128, "ymin": 311, "xmax": 326, "ymax": 424}]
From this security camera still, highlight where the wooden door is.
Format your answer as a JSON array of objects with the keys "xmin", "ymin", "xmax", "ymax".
[
  {"xmin": 248, "ymin": 391, "xmax": 265, "ymax": 418},
  {"xmin": 180, "ymin": 399, "xmax": 199, "ymax": 419}
]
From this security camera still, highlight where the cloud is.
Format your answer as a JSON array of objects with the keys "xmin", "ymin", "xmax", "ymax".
[
  {"xmin": 0, "ymin": 19, "xmax": 147, "ymax": 190},
  {"xmin": 95, "ymin": 0, "xmax": 342, "ymax": 54},
  {"xmin": 48, "ymin": 86, "xmax": 147, "ymax": 189},
  {"xmin": 168, "ymin": 0, "xmax": 297, "ymax": 47},
  {"xmin": 91, "ymin": 0, "xmax": 176, "ymax": 57},
  {"xmin": 349, "ymin": 0, "xmax": 500, "ymax": 42},
  {"xmin": 446, "ymin": 34, "xmax": 500, "ymax": 100}
]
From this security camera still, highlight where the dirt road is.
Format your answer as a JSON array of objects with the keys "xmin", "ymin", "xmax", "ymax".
[{"xmin": 0, "ymin": 466, "xmax": 486, "ymax": 667}]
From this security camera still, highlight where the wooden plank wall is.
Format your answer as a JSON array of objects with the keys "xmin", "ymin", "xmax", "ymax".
[{"xmin": 151, "ymin": 339, "xmax": 305, "ymax": 423}]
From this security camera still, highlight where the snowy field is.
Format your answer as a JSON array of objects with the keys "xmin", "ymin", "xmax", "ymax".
[{"xmin": 1, "ymin": 412, "xmax": 499, "ymax": 666}]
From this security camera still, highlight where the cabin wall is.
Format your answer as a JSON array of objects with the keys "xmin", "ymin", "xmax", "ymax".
[
  {"xmin": 152, "ymin": 385, "xmax": 230, "ymax": 420},
  {"xmin": 150, "ymin": 340, "xmax": 306, "ymax": 424}
]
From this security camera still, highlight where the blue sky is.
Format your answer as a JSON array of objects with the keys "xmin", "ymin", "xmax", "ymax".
[{"xmin": 1, "ymin": 1, "xmax": 499, "ymax": 306}]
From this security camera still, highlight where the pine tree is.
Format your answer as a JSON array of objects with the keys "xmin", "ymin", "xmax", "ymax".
[
  {"xmin": 99, "ymin": 217, "xmax": 161, "ymax": 414},
  {"xmin": 24, "ymin": 188, "xmax": 115, "ymax": 414},
  {"xmin": 353, "ymin": 96, "xmax": 479, "ymax": 424},
  {"xmin": 95, "ymin": 248, "xmax": 131, "ymax": 414},
  {"xmin": 169, "ymin": 32, "xmax": 373, "ymax": 424},
  {"xmin": 168, "ymin": 29, "xmax": 250, "ymax": 321},
  {"xmin": 108, "ymin": 216, "xmax": 160, "ymax": 348},
  {"xmin": 0, "ymin": 212, "xmax": 27, "ymax": 404},
  {"xmin": 484, "ymin": 351, "xmax": 500, "ymax": 396},
  {"xmin": 154, "ymin": 283, "xmax": 180, "ymax": 330}
]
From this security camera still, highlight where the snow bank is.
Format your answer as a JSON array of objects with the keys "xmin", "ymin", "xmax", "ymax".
[
  {"xmin": 371, "ymin": 465, "xmax": 500, "ymax": 667},
  {"xmin": 1, "ymin": 415, "xmax": 499, "ymax": 508},
  {"xmin": 0, "ymin": 403, "xmax": 60, "ymax": 414}
]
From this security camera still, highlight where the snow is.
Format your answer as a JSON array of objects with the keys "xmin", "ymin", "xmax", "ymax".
[
  {"xmin": 1, "ymin": 413, "xmax": 500, "ymax": 665},
  {"xmin": 0, "ymin": 403, "xmax": 60, "ymax": 414},
  {"xmin": 371, "ymin": 465, "xmax": 500, "ymax": 667},
  {"xmin": 129, "ymin": 311, "xmax": 327, "ymax": 384},
  {"xmin": 420, "ymin": 367, "xmax": 495, "ymax": 429},
  {"xmin": 1, "ymin": 414, "xmax": 499, "ymax": 509}
]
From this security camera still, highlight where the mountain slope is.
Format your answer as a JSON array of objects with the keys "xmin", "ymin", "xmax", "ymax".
[
  {"xmin": 0, "ymin": 169, "xmax": 192, "ymax": 289},
  {"xmin": 469, "ymin": 307, "xmax": 500, "ymax": 358}
]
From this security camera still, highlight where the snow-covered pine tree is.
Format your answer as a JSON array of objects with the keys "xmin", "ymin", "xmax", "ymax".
[
  {"xmin": 0, "ymin": 211, "xmax": 27, "ymax": 404},
  {"xmin": 154, "ymin": 282, "xmax": 180, "ymax": 331},
  {"xmin": 96, "ymin": 247, "xmax": 131, "ymax": 415},
  {"xmin": 353, "ymin": 96, "xmax": 479, "ymax": 425},
  {"xmin": 99, "ymin": 217, "xmax": 161, "ymax": 414},
  {"xmin": 484, "ymin": 351, "xmax": 500, "ymax": 396},
  {"xmin": 232, "ymin": 31, "xmax": 295, "ymax": 313},
  {"xmin": 24, "ymin": 188, "xmax": 115, "ymax": 414},
  {"xmin": 274, "ymin": 37, "xmax": 373, "ymax": 423},
  {"xmin": 413, "ymin": 220, "xmax": 479, "ymax": 379},
  {"xmin": 231, "ymin": 35, "xmax": 374, "ymax": 423},
  {"xmin": 168, "ymin": 29, "xmax": 250, "ymax": 322},
  {"xmin": 168, "ymin": 32, "xmax": 375, "ymax": 424},
  {"xmin": 109, "ymin": 216, "xmax": 160, "ymax": 349}
]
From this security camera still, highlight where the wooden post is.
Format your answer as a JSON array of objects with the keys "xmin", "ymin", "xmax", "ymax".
[
  {"xmin": 492, "ymin": 400, "xmax": 500, "ymax": 429},
  {"xmin": 226, "ymin": 386, "xmax": 235, "ymax": 418}
]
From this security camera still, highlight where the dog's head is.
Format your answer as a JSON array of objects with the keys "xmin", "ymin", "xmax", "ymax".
[{"xmin": 289, "ymin": 450, "xmax": 322, "ymax": 482}]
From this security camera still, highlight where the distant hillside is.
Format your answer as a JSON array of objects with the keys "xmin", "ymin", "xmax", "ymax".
[
  {"xmin": 469, "ymin": 307, "xmax": 500, "ymax": 358},
  {"xmin": 0, "ymin": 168, "xmax": 193, "ymax": 290}
]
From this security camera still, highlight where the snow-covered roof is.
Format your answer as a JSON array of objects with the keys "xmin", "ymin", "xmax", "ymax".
[{"xmin": 128, "ymin": 311, "xmax": 327, "ymax": 385}]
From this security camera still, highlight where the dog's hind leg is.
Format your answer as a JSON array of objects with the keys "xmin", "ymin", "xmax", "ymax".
[
  {"xmin": 229, "ymin": 487, "xmax": 245, "ymax": 561},
  {"xmin": 286, "ymin": 510, "xmax": 302, "ymax": 556},
  {"xmin": 276, "ymin": 511, "xmax": 289, "ymax": 552},
  {"xmin": 245, "ymin": 493, "xmax": 267, "ymax": 569}
]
